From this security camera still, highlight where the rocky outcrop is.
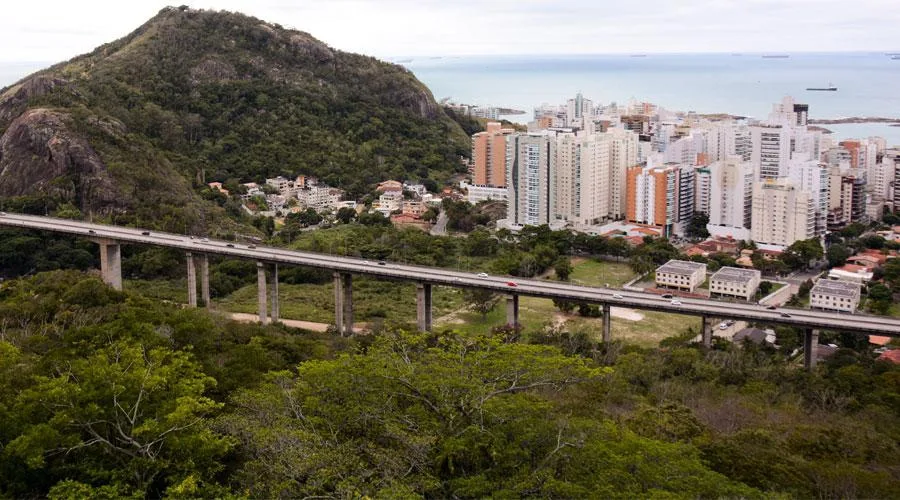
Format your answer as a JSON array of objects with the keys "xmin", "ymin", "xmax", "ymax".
[
  {"xmin": 0, "ymin": 75, "xmax": 69, "ymax": 130},
  {"xmin": 0, "ymin": 109, "xmax": 120, "ymax": 212}
]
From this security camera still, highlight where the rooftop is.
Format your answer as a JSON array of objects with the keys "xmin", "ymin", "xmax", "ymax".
[
  {"xmin": 810, "ymin": 279, "xmax": 861, "ymax": 299},
  {"xmin": 711, "ymin": 266, "xmax": 761, "ymax": 283},
  {"xmin": 657, "ymin": 259, "xmax": 707, "ymax": 276}
]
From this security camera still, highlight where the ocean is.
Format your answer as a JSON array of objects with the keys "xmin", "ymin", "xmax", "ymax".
[
  {"xmin": 402, "ymin": 52, "xmax": 900, "ymax": 146},
  {"xmin": 3, "ymin": 53, "xmax": 900, "ymax": 145}
]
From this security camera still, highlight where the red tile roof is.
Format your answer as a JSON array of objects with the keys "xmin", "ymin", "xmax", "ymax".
[{"xmin": 878, "ymin": 350, "xmax": 900, "ymax": 364}]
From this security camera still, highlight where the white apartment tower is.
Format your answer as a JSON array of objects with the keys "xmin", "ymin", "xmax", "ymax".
[
  {"xmin": 601, "ymin": 128, "xmax": 640, "ymax": 220},
  {"xmin": 708, "ymin": 156, "xmax": 755, "ymax": 233},
  {"xmin": 566, "ymin": 93, "xmax": 594, "ymax": 129},
  {"xmin": 787, "ymin": 160, "xmax": 829, "ymax": 237},
  {"xmin": 507, "ymin": 134, "xmax": 557, "ymax": 226},
  {"xmin": 750, "ymin": 179, "xmax": 816, "ymax": 247},
  {"xmin": 556, "ymin": 133, "xmax": 611, "ymax": 225}
]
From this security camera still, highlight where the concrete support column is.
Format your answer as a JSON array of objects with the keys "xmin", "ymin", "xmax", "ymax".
[
  {"xmin": 416, "ymin": 283, "xmax": 433, "ymax": 332},
  {"xmin": 256, "ymin": 261, "xmax": 267, "ymax": 324},
  {"xmin": 602, "ymin": 303, "xmax": 612, "ymax": 344},
  {"xmin": 701, "ymin": 315, "xmax": 713, "ymax": 347},
  {"xmin": 804, "ymin": 329, "xmax": 820, "ymax": 370},
  {"xmin": 341, "ymin": 273, "xmax": 353, "ymax": 336},
  {"xmin": 198, "ymin": 254, "xmax": 210, "ymax": 308},
  {"xmin": 506, "ymin": 294, "xmax": 519, "ymax": 327},
  {"xmin": 97, "ymin": 240, "xmax": 122, "ymax": 291},
  {"xmin": 186, "ymin": 252, "xmax": 197, "ymax": 307},
  {"xmin": 333, "ymin": 272, "xmax": 344, "ymax": 333},
  {"xmin": 270, "ymin": 264, "xmax": 279, "ymax": 323}
]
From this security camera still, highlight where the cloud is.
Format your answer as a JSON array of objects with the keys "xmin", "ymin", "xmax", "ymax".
[{"xmin": 0, "ymin": 0, "xmax": 897, "ymax": 63}]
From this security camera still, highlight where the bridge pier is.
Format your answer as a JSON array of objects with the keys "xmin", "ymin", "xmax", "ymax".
[
  {"xmin": 700, "ymin": 315, "xmax": 713, "ymax": 347},
  {"xmin": 333, "ymin": 272, "xmax": 353, "ymax": 336},
  {"xmin": 506, "ymin": 294, "xmax": 519, "ymax": 327},
  {"xmin": 257, "ymin": 261, "xmax": 268, "ymax": 324},
  {"xmin": 270, "ymin": 264, "xmax": 279, "ymax": 322},
  {"xmin": 198, "ymin": 254, "xmax": 210, "ymax": 307},
  {"xmin": 186, "ymin": 252, "xmax": 198, "ymax": 307},
  {"xmin": 804, "ymin": 329, "xmax": 820, "ymax": 370},
  {"xmin": 96, "ymin": 239, "xmax": 122, "ymax": 291},
  {"xmin": 416, "ymin": 283, "xmax": 433, "ymax": 332},
  {"xmin": 602, "ymin": 303, "xmax": 612, "ymax": 344}
]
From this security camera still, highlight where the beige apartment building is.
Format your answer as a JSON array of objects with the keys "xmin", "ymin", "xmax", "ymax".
[
  {"xmin": 709, "ymin": 266, "xmax": 761, "ymax": 301},
  {"xmin": 471, "ymin": 122, "xmax": 515, "ymax": 188},
  {"xmin": 655, "ymin": 260, "xmax": 707, "ymax": 292},
  {"xmin": 750, "ymin": 179, "xmax": 815, "ymax": 247},
  {"xmin": 810, "ymin": 279, "xmax": 861, "ymax": 313}
]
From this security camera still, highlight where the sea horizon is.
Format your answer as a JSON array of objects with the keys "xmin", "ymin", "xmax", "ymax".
[{"xmin": 4, "ymin": 51, "xmax": 900, "ymax": 145}]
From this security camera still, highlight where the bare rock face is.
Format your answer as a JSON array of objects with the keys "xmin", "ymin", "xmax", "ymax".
[
  {"xmin": 0, "ymin": 75, "xmax": 69, "ymax": 130},
  {"xmin": 0, "ymin": 109, "xmax": 120, "ymax": 212}
]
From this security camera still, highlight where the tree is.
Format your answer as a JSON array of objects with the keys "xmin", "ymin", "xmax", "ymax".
[
  {"xmin": 553, "ymin": 298, "xmax": 577, "ymax": 313},
  {"xmin": 866, "ymin": 283, "xmax": 892, "ymax": 315},
  {"xmin": 464, "ymin": 288, "xmax": 499, "ymax": 318},
  {"xmin": 686, "ymin": 212, "xmax": 710, "ymax": 239},
  {"xmin": 782, "ymin": 238, "xmax": 823, "ymax": 270},
  {"xmin": 8, "ymin": 341, "xmax": 230, "ymax": 497},
  {"xmin": 826, "ymin": 244, "xmax": 852, "ymax": 268},
  {"xmin": 335, "ymin": 207, "xmax": 357, "ymax": 224},
  {"xmin": 554, "ymin": 256, "xmax": 573, "ymax": 281},
  {"xmin": 421, "ymin": 207, "xmax": 439, "ymax": 223}
]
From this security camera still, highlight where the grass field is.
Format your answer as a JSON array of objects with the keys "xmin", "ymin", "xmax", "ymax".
[
  {"xmin": 567, "ymin": 258, "xmax": 637, "ymax": 287},
  {"xmin": 127, "ymin": 258, "xmax": 697, "ymax": 347},
  {"xmin": 216, "ymin": 278, "xmax": 464, "ymax": 326}
]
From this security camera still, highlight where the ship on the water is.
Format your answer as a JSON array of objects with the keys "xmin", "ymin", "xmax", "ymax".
[
  {"xmin": 807, "ymin": 83, "xmax": 837, "ymax": 91},
  {"xmin": 762, "ymin": 54, "xmax": 790, "ymax": 58}
]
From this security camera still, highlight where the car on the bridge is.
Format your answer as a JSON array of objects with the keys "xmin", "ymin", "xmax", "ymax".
[
  {"xmin": 141, "ymin": 231, "xmax": 151, "ymax": 236},
  {"xmin": 661, "ymin": 294, "xmax": 674, "ymax": 299},
  {"xmin": 88, "ymin": 229, "xmax": 96, "ymax": 234},
  {"xmin": 248, "ymin": 244, "xmax": 256, "ymax": 249},
  {"xmin": 378, "ymin": 261, "xmax": 387, "ymax": 266},
  {"xmin": 0, "ymin": 212, "xmax": 6, "ymax": 216},
  {"xmin": 613, "ymin": 294, "xmax": 624, "ymax": 299},
  {"xmin": 670, "ymin": 299, "xmax": 682, "ymax": 305},
  {"xmin": 766, "ymin": 305, "xmax": 777, "ymax": 310},
  {"xmin": 780, "ymin": 312, "xmax": 792, "ymax": 318},
  {"xmin": 506, "ymin": 281, "xmax": 517, "ymax": 287},
  {"xmin": 226, "ymin": 243, "xmax": 235, "ymax": 248},
  {"xmin": 477, "ymin": 272, "xmax": 489, "ymax": 278}
]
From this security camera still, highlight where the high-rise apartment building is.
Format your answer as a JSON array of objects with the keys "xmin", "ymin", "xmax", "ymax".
[
  {"xmin": 556, "ymin": 133, "xmax": 611, "ymax": 225},
  {"xmin": 566, "ymin": 92, "xmax": 594, "ymax": 129},
  {"xmin": 471, "ymin": 122, "xmax": 515, "ymax": 188},
  {"xmin": 602, "ymin": 128, "xmax": 640, "ymax": 220},
  {"xmin": 787, "ymin": 160, "xmax": 829, "ymax": 237},
  {"xmin": 707, "ymin": 156, "xmax": 755, "ymax": 234},
  {"xmin": 750, "ymin": 124, "xmax": 793, "ymax": 179},
  {"xmin": 750, "ymin": 179, "xmax": 815, "ymax": 247},
  {"xmin": 626, "ymin": 163, "xmax": 677, "ymax": 236},
  {"xmin": 507, "ymin": 134, "xmax": 557, "ymax": 226}
]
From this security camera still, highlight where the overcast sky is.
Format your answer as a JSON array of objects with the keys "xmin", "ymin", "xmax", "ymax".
[{"xmin": 1, "ymin": 0, "xmax": 899, "ymax": 63}]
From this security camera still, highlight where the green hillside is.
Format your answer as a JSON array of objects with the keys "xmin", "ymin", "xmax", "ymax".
[{"xmin": 0, "ymin": 6, "xmax": 469, "ymax": 233}]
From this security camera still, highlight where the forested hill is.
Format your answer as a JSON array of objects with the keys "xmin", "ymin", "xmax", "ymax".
[{"xmin": 0, "ymin": 6, "xmax": 469, "ymax": 232}]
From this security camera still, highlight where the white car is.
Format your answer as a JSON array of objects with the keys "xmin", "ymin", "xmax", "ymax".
[
  {"xmin": 476, "ymin": 272, "xmax": 489, "ymax": 278},
  {"xmin": 613, "ymin": 293, "xmax": 624, "ymax": 299},
  {"xmin": 670, "ymin": 300, "xmax": 682, "ymax": 306}
]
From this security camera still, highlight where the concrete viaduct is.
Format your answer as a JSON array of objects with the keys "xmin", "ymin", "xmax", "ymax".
[{"xmin": 2, "ymin": 212, "xmax": 899, "ymax": 370}]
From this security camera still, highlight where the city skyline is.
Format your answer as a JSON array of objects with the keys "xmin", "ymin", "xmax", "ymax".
[{"xmin": 1, "ymin": 0, "xmax": 899, "ymax": 63}]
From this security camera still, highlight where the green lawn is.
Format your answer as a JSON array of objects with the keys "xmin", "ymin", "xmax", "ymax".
[
  {"xmin": 567, "ymin": 259, "xmax": 638, "ymax": 288},
  {"xmin": 216, "ymin": 278, "xmax": 464, "ymax": 325}
]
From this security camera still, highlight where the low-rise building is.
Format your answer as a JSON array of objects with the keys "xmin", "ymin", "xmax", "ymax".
[
  {"xmin": 655, "ymin": 260, "xmax": 707, "ymax": 292},
  {"xmin": 810, "ymin": 279, "xmax": 861, "ymax": 313},
  {"xmin": 709, "ymin": 266, "xmax": 762, "ymax": 300},
  {"xmin": 401, "ymin": 200, "xmax": 428, "ymax": 218},
  {"xmin": 377, "ymin": 180, "xmax": 403, "ymax": 193},
  {"xmin": 827, "ymin": 264, "xmax": 874, "ymax": 283},
  {"xmin": 464, "ymin": 183, "xmax": 509, "ymax": 204},
  {"xmin": 266, "ymin": 176, "xmax": 294, "ymax": 195}
]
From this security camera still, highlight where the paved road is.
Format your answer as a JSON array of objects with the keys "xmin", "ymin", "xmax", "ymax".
[
  {"xmin": 430, "ymin": 210, "xmax": 448, "ymax": 236},
  {"xmin": 2, "ymin": 212, "xmax": 899, "ymax": 336}
]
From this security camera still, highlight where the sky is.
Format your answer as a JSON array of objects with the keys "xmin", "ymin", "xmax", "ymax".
[{"xmin": 1, "ymin": 0, "xmax": 899, "ymax": 63}]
